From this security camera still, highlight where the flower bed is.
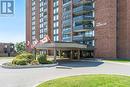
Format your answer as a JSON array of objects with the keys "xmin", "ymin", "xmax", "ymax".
[{"xmin": 1, "ymin": 52, "xmax": 58, "ymax": 69}]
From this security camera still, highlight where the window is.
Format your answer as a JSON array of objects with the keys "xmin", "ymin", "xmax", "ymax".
[
  {"xmin": 54, "ymin": 8, "xmax": 59, "ymax": 14},
  {"xmin": 54, "ymin": 15, "xmax": 58, "ymax": 21},
  {"xmin": 54, "ymin": 35, "xmax": 59, "ymax": 41},
  {"xmin": 53, "ymin": 21, "xmax": 59, "ymax": 28},
  {"xmin": 54, "ymin": 0, "xmax": 58, "ymax": 7}
]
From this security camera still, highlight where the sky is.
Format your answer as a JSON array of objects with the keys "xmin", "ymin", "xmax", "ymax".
[{"xmin": 0, "ymin": 0, "xmax": 25, "ymax": 43}]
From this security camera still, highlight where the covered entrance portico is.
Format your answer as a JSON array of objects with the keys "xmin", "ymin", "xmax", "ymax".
[{"xmin": 36, "ymin": 42, "xmax": 87, "ymax": 62}]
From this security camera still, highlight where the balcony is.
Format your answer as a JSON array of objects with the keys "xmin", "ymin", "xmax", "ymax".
[
  {"xmin": 62, "ymin": 37, "xmax": 72, "ymax": 42},
  {"xmin": 63, "ymin": 0, "xmax": 71, "ymax": 6},
  {"xmin": 73, "ymin": 0, "xmax": 94, "ymax": 7},
  {"xmin": 73, "ymin": 35, "xmax": 94, "ymax": 41},
  {"xmin": 73, "ymin": 6, "xmax": 94, "ymax": 14},
  {"xmin": 62, "ymin": 29, "xmax": 71, "ymax": 34},
  {"xmin": 73, "ymin": 15, "xmax": 94, "ymax": 21},
  {"xmin": 63, "ymin": 19, "xmax": 71, "ymax": 25},
  {"xmin": 73, "ymin": 0, "xmax": 94, "ymax": 4},
  {"xmin": 73, "ymin": 25, "xmax": 94, "ymax": 32},
  {"xmin": 73, "ymin": 10, "xmax": 94, "ymax": 17},
  {"xmin": 62, "ymin": 10, "xmax": 71, "ymax": 17}
]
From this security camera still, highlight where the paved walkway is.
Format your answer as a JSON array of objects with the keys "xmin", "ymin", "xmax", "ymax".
[
  {"xmin": 1, "ymin": 58, "xmax": 130, "ymax": 87},
  {"xmin": 103, "ymin": 60, "xmax": 130, "ymax": 66}
]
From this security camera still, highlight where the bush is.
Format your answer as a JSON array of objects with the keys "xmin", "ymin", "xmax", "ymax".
[
  {"xmin": 31, "ymin": 60, "xmax": 39, "ymax": 65},
  {"xmin": 37, "ymin": 54, "xmax": 47, "ymax": 64},
  {"xmin": 12, "ymin": 52, "xmax": 35, "ymax": 65},
  {"xmin": 46, "ymin": 61, "xmax": 53, "ymax": 64},
  {"xmin": 15, "ymin": 53, "xmax": 35, "ymax": 63},
  {"xmin": 12, "ymin": 59, "xmax": 27, "ymax": 65}
]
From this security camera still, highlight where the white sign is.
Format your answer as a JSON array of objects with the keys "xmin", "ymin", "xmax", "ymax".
[{"xmin": 96, "ymin": 22, "xmax": 107, "ymax": 27}]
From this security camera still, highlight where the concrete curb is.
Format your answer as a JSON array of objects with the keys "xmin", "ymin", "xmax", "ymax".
[
  {"xmin": 71, "ymin": 59, "xmax": 102, "ymax": 62},
  {"xmin": 1, "ymin": 62, "xmax": 58, "ymax": 69},
  {"xmin": 56, "ymin": 66, "xmax": 72, "ymax": 69}
]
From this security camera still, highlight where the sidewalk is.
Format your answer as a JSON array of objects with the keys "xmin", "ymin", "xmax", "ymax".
[
  {"xmin": 103, "ymin": 60, "xmax": 130, "ymax": 66},
  {"xmin": 0, "ymin": 58, "xmax": 13, "ymax": 65}
]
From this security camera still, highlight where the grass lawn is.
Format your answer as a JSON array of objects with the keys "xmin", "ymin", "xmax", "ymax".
[
  {"xmin": 104, "ymin": 59, "xmax": 130, "ymax": 63},
  {"xmin": 37, "ymin": 74, "xmax": 130, "ymax": 87}
]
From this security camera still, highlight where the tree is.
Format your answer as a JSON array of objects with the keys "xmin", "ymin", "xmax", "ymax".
[{"xmin": 15, "ymin": 41, "xmax": 26, "ymax": 54}]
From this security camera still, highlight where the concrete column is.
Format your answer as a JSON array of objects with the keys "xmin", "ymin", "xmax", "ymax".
[
  {"xmin": 78, "ymin": 49, "xmax": 80, "ymax": 60},
  {"xmin": 70, "ymin": 50, "xmax": 73, "ymax": 60},
  {"xmin": 46, "ymin": 49, "xmax": 48, "ymax": 55},
  {"xmin": 59, "ymin": 50, "xmax": 61, "ymax": 58},
  {"xmin": 54, "ymin": 48, "xmax": 56, "ymax": 62}
]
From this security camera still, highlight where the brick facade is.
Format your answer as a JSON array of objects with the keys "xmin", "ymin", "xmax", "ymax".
[
  {"xmin": 117, "ymin": 0, "xmax": 130, "ymax": 58},
  {"xmin": 26, "ymin": 0, "xmax": 130, "ymax": 59},
  {"xmin": 95, "ymin": 0, "xmax": 117, "ymax": 58}
]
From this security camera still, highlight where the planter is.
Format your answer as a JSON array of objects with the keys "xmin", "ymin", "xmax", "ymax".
[{"xmin": 1, "ymin": 62, "xmax": 58, "ymax": 69}]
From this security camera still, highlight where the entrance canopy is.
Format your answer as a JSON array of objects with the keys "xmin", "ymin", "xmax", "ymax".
[
  {"xmin": 35, "ymin": 42, "xmax": 87, "ymax": 50},
  {"xmin": 35, "ymin": 42, "xmax": 87, "ymax": 61}
]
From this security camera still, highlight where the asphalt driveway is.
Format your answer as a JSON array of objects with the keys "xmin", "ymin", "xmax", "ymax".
[{"xmin": 1, "ymin": 58, "xmax": 130, "ymax": 87}]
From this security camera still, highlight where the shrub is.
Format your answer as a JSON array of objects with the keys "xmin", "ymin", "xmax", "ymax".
[
  {"xmin": 31, "ymin": 60, "xmax": 39, "ymax": 65},
  {"xmin": 46, "ymin": 61, "xmax": 53, "ymax": 64},
  {"xmin": 15, "ymin": 53, "xmax": 35, "ymax": 63},
  {"xmin": 37, "ymin": 54, "xmax": 47, "ymax": 64},
  {"xmin": 12, "ymin": 52, "xmax": 35, "ymax": 65},
  {"xmin": 12, "ymin": 59, "xmax": 27, "ymax": 65}
]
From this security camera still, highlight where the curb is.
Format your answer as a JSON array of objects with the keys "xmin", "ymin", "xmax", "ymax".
[
  {"xmin": 71, "ymin": 59, "xmax": 102, "ymax": 62},
  {"xmin": 1, "ymin": 62, "xmax": 58, "ymax": 69},
  {"xmin": 56, "ymin": 66, "xmax": 72, "ymax": 69}
]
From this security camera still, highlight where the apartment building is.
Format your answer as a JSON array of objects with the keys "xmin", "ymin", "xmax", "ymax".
[
  {"xmin": 0, "ymin": 43, "xmax": 15, "ymax": 57},
  {"xmin": 26, "ymin": 0, "xmax": 130, "ymax": 59}
]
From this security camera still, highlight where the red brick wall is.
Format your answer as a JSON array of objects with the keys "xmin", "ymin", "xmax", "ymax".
[
  {"xmin": 127, "ymin": 0, "xmax": 130, "ymax": 58},
  {"xmin": 117, "ymin": 0, "xmax": 127, "ymax": 58},
  {"xmin": 58, "ymin": 0, "xmax": 63, "ymax": 41},
  {"xmin": 48, "ymin": 0, "xmax": 54, "ymax": 41},
  {"xmin": 26, "ymin": 0, "xmax": 32, "ymax": 52},
  {"xmin": 117, "ymin": 0, "xmax": 130, "ymax": 58},
  {"xmin": 95, "ymin": 0, "xmax": 117, "ymax": 58}
]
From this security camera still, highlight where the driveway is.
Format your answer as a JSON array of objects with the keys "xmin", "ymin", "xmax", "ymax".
[{"xmin": 1, "ymin": 58, "xmax": 130, "ymax": 87}]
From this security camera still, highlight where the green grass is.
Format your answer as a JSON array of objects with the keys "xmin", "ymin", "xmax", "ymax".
[
  {"xmin": 37, "ymin": 74, "xmax": 130, "ymax": 87},
  {"xmin": 105, "ymin": 59, "xmax": 130, "ymax": 63}
]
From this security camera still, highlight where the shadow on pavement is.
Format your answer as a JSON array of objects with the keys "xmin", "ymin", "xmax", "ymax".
[{"xmin": 57, "ymin": 60, "xmax": 104, "ymax": 68}]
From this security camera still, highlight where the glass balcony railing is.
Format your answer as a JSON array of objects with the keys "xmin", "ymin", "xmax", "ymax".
[
  {"xmin": 73, "ymin": 0, "xmax": 94, "ymax": 4},
  {"xmin": 63, "ymin": 19, "xmax": 71, "ymax": 25},
  {"xmin": 63, "ymin": 0, "xmax": 71, "ymax": 6},
  {"xmin": 62, "ymin": 10, "xmax": 71, "ymax": 16},
  {"xmin": 73, "ymin": 15, "xmax": 94, "ymax": 21},
  {"xmin": 73, "ymin": 35, "xmax": 94, "ymax": 41},
  {"xmin": 73, "ymin": 6, "xmax": 94, "ymax": 13},
  {"xmin": 73, "ymin": 0, "xmax": 94, "ymax": 8},
  {"xmin": 62, "ymin": 37, "xmax": 71, "ymax": 42},
  {"xmin": 62, "ymin": 29, "xmax": 71, "ymax": 34},
  {"xmin": 73, "ymin": 25, "xmax": 94, "ymax": 32}
]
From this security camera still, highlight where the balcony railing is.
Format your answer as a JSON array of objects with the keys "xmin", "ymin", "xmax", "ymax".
[
  {"xmin": 62, "ymin": 29, "xmax": 71, "ymax": 34},
  {"xmin": 73, "ymin": 6, "xmax": 94, "ymax": 13},
  {"xmin": 73, "ymin": 0, "xmax": 94, "ymax": 4},
  {"xmin": 62, "ymin": 37, "xmax": 71, "ymax": 42},
  {"xmin": 73, "ymin": 15, "xmax": 94, "ymax": 21},
  {"xmin": 63, "ymin": 19, "xmax": 71, "ymax": 25},
  {"xmin": 73, "ymin": 25, "xmax": 94, "ymax": 32},
  {"xmin": 73, "ymin": 35, "xmax": 94, "ymax": 41}
]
